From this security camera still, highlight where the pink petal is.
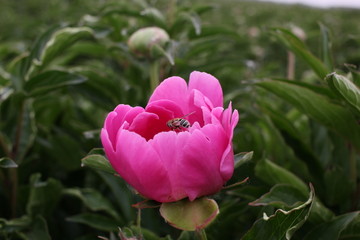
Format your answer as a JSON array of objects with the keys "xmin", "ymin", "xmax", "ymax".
[
  {"xmin": 220, "ymin": 144, "xmax": 234, "ymax": 181},
  {"xmin": 113, "ymin": 129, "xmax": 172, "ymax": 202},
  {"xmin": 219, "ymin": 103, "xmax": 238, "ymax": 181},
  {"xmin": 113, "ymin": 104, "xmax": 132, "ymax": 116},
  {"xmin": 128, "ymin": 112, "xmax": 160, "ymax": 140},
  {"xmin": 146, "ymin": 99, "xmax": 184, "ymax": 119},
  {"xmin": 150, "ymin": 131, "xmax": 191, "ymax": 201},
  {"xmin": 187, "ymin": 90, "xmax": 214, "ymax": 126},
  {"xmin": 180, "ymin": 126, "xmax": 227, "ymax": 200},
  {"xmin": 123, "ymin": 106, "xmax": 145, "ymax": 125},
  {"xmin": 188, "ymin": 71, "xmax": 223, "ymax": 107},
  {"xmin": 146, "ymin": 103, "xmax": 178, "ymax": 135},
  {"xmin": 200, "ymin": 106, "xmax": 212, "ymax": 125},
  {"xmin": 189, "ymin": 122, "xmax": 201, "ymax": 132},
  {"xmin": 104, "ymin": 105, "xmax": 132, "ymax": 147},
  {"xmin": 148, "ymin": 76, "xmax": 189, "ymax": 114},
  {"xmin": 222, "ymin": 103, "xmax": 239, "ymax": 139},
  {"xmin": 230, "ymin": 109, "xmax": 239, "ymax": 139},
  {"xmin": 101, "ymin": 128, "xmax": 116, "ymax": 159},
  {"xmin": 200, "ymin": 124, "xmax": 228, "ymax": 159},
  {"xmin": 210, "ymin": 107, "xmax": 224, "ymax": 126}
]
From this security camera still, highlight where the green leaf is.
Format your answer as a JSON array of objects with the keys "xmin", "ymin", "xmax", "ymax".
[
  {"xmin": 140, "ymin": 7, "xmax": 166, "ymax": 26},
  {"xmin": 268, "ymin": 78, "xmax": 337, "ymax": 106},
  {"xmin": 340, "ymin": 214, "xmax": 360, "ymax": 239},
  {"xmin": 96, "ymin": 171, "xmax": 135, "ymax": 222},
  {"xmin": 151, "ymin": 44, "xmax": 175, "ymax": 65},
  {"xmin": 255, "ymin": 158, "xmax": 309, "ymax": 196},
  {"xmin": 0, "ymin": 157, "xmax": 18, "ymax": 168},
  {"xmin": 259, "ymin": 101, "xmax": 324, "ymax": 183},
  {"xmin": 63, "ymin": 188, "xmax": 121, "ymax": 221},
  {"xmin": 128, "ymin": 226, "xmax": 172, "ymax": 240},
  {"xmin": 242, "ymin": 184, "xmax": 315, "ymax": 240},
  {"xmin": 326, "ymin": 72, "xmax": 360, "ymax": 114},
  {"xmin": 0, "ymin": 215, "xmax": 31, "ymax": 233},
  {"xmin": 234, "ymin": 151, "xmax": 254, "ymax": 169},
  {"xmin": 87, "ymin": 148, "xmax": 105, "ymax": 155},
  {"xmin": 344, "ymin": 64, "xmax": 360, "ymax": 87},
  {"xmin": 24, "ymin": 70, "xmax": 87, "ymax": 97},
  {"xmin": 160, "ymin": 197, "xmax": 219, "ymax": 231},
  {"xmin": 26, "ymin": 173, "xmax": 63, "ymax": 217},
  {"xmin": 304, "ymin": 211, "xmax": 359, "ymax": 240},
  {"xmin": 177, "ymin": 231, "xmax": 192, "ymax": 240},
  {"xmin": 257, "ymin": 79, "xmax": 360, "ymax": 151},
  {"xmin": 180, "ymin": 11, "xmax": 202, "ymax": 35},
  {"xmin": 81, "ymin": 154, "xmax": 116, "ymax": 175},
  {"xmin": 319, "ymin": 23, "xmax": 333, "ymax": 70},
  {"xmin": 14, "ymin": 100, "xmax": 37, "ymax": 163},
  {"xmin": 26, "ymin": 216, "xmax": 51, "ymax": 240},
  {"xmin": 102, "ymin": 9, "xmax": 166, "ymax": 29},
  {"xmin": 271, "ymin": 28, "xmax": 330, "ymax": 79},
  {"xmin": 27, "ymin": 27, "xmax": 93, "ymax": 77},
  {"xmin": 44, "ymin": 132, "xmax": 84, "ymax": 171},
  {"xmin": 308, "ymin": 199, "xmax": 334, "ymax": 224},
  {"xmin": 249, "ymin": 184, "xmax": 308, "ymax": 209},
  {"xmin": 323, "ymin": 167, "xmax": 353, "ymax": 206},
  {"xmin": 17, "ymin": 25, "xmax": 63, "ymax": 79},
  {"xmin": 67, "ymin": 213, "xmax": 120, "ymax": 232}
]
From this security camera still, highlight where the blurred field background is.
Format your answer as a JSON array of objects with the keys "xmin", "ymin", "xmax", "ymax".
[{"xmin": 0, "ymin": 0, "xmax": 360, "ymax": 239}]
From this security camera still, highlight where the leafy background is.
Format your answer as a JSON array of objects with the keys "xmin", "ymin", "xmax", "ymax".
[{"xmin": 0, "ymin": 0, "xmax": 359, "ymax": 239}]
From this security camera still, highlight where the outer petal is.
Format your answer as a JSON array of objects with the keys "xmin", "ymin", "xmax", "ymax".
[
  {"xmin": 113, "ymin": 129, "xmax": 172, "ymax": 202},
  {"xmin": 180, "ymin": 125, "xmax": 228, "ymax": 200},
  {"xmin": 219, "ymin": 103, "xmax": 239, "ymax": 181},
  {"xmin": 104, "ymin": 105, "xmax": 132, "ymax": 148},
  {"xmin": 148, "ymin": 76, "xmax": 189, "ymax": 114},
  {"xmin": 101, "ymin": 128, "xmax": 116, "ymax": 160},
  {"xmin": 188, "ymin": 71, "xmax": 223, "ymax": 107},
  {"xmin": 220, "ymin": 144, "xmax": 234, "ymax": 181},
  {"xmin": 150, "ymin": 131, "xmax": 191, "ymax": 201}
]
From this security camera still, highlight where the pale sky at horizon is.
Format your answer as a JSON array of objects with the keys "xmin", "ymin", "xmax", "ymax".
[{"xmin": 256, "ymin": 0, "xmax": 360, "ymax": 8}]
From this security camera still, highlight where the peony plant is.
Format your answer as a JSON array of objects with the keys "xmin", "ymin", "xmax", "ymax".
[{"xmin": 101, "ymin": 71, "xmax": 239, "ymax": 203}]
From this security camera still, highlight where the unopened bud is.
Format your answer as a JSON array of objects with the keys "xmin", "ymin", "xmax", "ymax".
[{"xmin": 128, "ymin": 26, "xmax": 169, "ymax": 58}]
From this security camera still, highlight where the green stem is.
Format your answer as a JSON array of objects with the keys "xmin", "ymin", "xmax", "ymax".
[
  {"xmin": 349, "ymin": 145, "xmax": 357, "ymax": 187},
  {"xmin": 9, "ymin": 168, "xmax": 18, "ymax": 218},
  {"xmin": 8, "ymin": 100, "xmax": 25, "ymax": 218},
  {"xmin": 137, "ymin": 208, "xmax": 143, "ymax": 239},
  {"xmin": 167, "ymin": 0, "xmax": 176, "ymax": 25},
  {"xmin": 149, "ymin": 60, "xmax": 160, "ymax": 92},
  {"xmin": 12, "ymin": 101, "xmax": 25, "ymax": 163},
  {"xmin": 349, "ymin": 144, "xmax": 359, "ymax": 210},
  {"xmin": 0, "ymin": 134, "xmax": 11, "ymax": 157},
  {"xmin": 195, "ymin": 229, "xmax": 208, "ymax": 240}
]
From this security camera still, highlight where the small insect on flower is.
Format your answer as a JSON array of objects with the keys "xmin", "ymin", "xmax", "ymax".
[{"xmin": 167, "ymin": 111, "xmax": 196, "ymax": 131}]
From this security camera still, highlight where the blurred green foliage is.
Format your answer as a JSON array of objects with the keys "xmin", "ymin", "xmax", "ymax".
[{"xmin": 0, "ymin": 0, "xmax": 360, "ymax": 239}]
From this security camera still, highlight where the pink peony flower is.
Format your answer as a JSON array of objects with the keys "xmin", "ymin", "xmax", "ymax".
[{"xmin": 101, "ymin": 71, "xmax": 239, "ymax": 203}]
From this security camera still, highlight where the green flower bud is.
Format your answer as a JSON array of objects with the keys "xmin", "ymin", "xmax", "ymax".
[{"xmin": 128, "ymin": 26, "xmax": 170, "ymax": 58}]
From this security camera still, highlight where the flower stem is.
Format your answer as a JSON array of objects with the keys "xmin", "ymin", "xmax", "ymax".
[
  {"xmin": 349, "ymin": 145, "xmax": 357, "ymax": 186},
  {"xmin": 149, "ymin": 60, "xmax": 160, "ymax": 92},
  {"xmin": 9, "ymin": 168, "xmax": 18, "ymax": 218},
  {"xmin": 349, "ymin": 144, "xmax": 359, "ymax": 210},
  {"xmin": 195, "ymin": 229, "xmax": 208, "ymax": 240},
  {"xmin": 137, "ymin": 208, "xmax": 143, "ymax": 239}
]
